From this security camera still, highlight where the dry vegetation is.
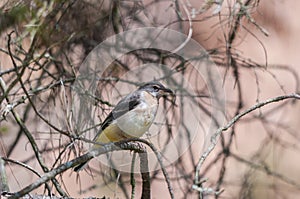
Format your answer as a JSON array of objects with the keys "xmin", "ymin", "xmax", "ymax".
[{"xmin": 0, "ymin": 0, "xmax": 300, "ymax": 198}]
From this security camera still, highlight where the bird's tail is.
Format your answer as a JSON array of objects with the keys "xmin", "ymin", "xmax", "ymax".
[{"xmin": 74, "ymin": 161, "xmax": 88, "ymax": 172}]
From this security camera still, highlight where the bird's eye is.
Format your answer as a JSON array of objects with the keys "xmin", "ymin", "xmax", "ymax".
[{"xmin": 153, "ymin": 85, "xmax": 159, "ymax": 91}]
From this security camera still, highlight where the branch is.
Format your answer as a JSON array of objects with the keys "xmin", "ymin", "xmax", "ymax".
[
  {"xmin": 139, "ymin": 152, "xmax": 151, "ymax": 199},
  {"xmin": 8, "ymin": 141, "xmax": 146, "ymax": 199},
  {"xmin": 128, "ymin": 138, "xmax": 174, "ymax": 199},
  {"xmin": 194, "ymin": 93, "xmax": 300, "ymax": 193},
  {"xmin": 0, "ymin": 158, "xmax": 9, "ymax": 195},
  {"xmin": 130, "ymin": 152, "xmax": 137, "ymax": 199},
  {"xmin": 231, "ymin": 152, "xmax": 300, "ymax": 189},
  {"xmin": 1, "ymin": 157, "xmax": 52, "ymax": 195}
]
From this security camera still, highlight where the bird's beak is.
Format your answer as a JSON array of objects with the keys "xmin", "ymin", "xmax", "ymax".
[
  {"xmin": 159, "ymin": 87, "xmax": 174, "ymax": 97},
  {"xmin": 159, "ymin": 87, "xmax": 176, "ymax": 105}
]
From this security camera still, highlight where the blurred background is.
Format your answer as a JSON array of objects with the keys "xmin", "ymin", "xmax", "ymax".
[{"xmin": 1, "ymin": 0, "xmax": 300, "ymax": 198}]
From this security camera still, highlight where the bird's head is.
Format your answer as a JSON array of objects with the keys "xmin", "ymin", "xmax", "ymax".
[{"xmin": 139, "ymin": 81, "xmax": 174, "ymax": 99}]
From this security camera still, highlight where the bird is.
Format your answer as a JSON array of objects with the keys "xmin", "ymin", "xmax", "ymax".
[{"xmin": 74, "ymin": 81, "xmax": 174, "ymax": 172}]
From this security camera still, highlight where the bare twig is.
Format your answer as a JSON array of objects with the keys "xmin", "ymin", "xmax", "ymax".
[
  {"xmin": 130, "ymin": 152, "xmax": 137, "ymax": 199},
  {"xmin": 8, "ymin": 141, "xmax": 146, "ymax": 199},
  {"xmin": 139, "ymin": 152, "xmax": 151, "ymax": 199},
  {"xmin": 1, "ymin": 157, "xmax": 52, "ymax": 195},
  {"xmin": 194, "ymin": 93, "xmax": 300, "ymax": 193},
  {"xmin": 0, "ymin": 157, "xmax": 9, "ymax": 195},
  {"xmin": 130, "ymin": 138, "xmax": 175, "ymax": 199},
  {"xmin": 7, "ymin": 32, "xmax": 67, "ymax": 197},
  {"xmin": 231, "ymin": 152, "xmax": 300, "ymax": 189}
]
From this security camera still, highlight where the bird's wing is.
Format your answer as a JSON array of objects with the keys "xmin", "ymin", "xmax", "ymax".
[{"xmin": 93, "ymin": 91, "xmax": 141, "ymax": 140}]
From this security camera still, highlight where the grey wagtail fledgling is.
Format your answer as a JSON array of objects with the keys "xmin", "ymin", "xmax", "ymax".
[{"xmin": 74, "ymin": 81, "xmax": 174, "ymax": 172}]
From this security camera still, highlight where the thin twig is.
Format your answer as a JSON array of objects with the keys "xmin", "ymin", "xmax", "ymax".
[
  {"xmin": 130, "ymin": 152, "xmax": 137, "ymax": 199},
  {"xmin": 128, "ymin": 138, "xmax": 175, "ymax": 199},
  {"xmin": 8, "ymin": 142, "xmax": 146, "ymax": 199},
  {"xmin": 0, "ymin": 157, "xmax": 9, "ymax": 195},
  {"xmin": 231, "ymin": 152, "xmax": 300, "ymax": 189},
  {"xmin": 139, "ymin": 152, "xmax": 151, "ymax": 199},
  {"xmin": 194, "ymin": 93, "xmax": 300, "ymax": 191},
  {"xmin": 7, "ymin": 32, "xmax": 67, "ymax": 197}
]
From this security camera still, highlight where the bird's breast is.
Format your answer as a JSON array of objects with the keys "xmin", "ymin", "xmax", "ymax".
[{"xmin": 115, "ymin": 92, "xmax": 158, "ymax": 138}]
